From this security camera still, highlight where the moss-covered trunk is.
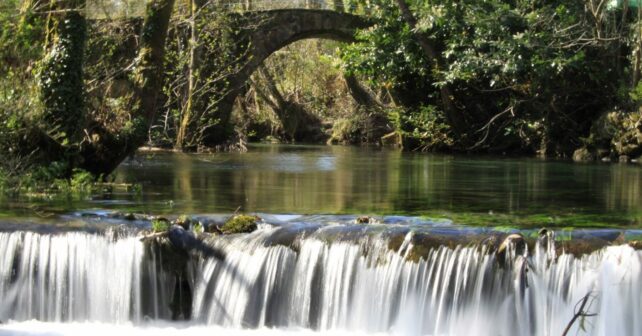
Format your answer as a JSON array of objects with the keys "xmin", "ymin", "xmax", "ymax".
[
  {"xmin": 133, "ymin": 0, "xmax": 176, "ymax": 129},
  {"xmin": 38, "ymin": 0, "xmax": 87, "ymax": 154},
  {"xmin": 79, "ymin": 0, "xmax": 176, "ymax": 175},
  {"xmin": 176, "ymin": 0, "xmax": 206, "ymax": 150}
]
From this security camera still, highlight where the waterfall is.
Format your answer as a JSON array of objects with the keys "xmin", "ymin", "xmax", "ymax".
[
  {"xmin": 191, "ymin": 228, "xmax": 642, "ymax": 335},
  {"xmin": 1, "ymin": 226, "xmax": 641, "ymax": 336},
  {"xmin": 0, "ymin": 231, "xmax": 173, "ymax": 323}
]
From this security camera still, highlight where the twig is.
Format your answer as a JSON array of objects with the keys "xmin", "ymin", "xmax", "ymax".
[
  {"xmin": 561, "ymin": 292, "xmax": 597, "ymax": 336},
  {"xmin": 139, "ymin": 231, "xmax": 169, "ymax": 242}
]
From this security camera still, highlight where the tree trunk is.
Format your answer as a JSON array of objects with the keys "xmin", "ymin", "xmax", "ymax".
[
  {"xmin": 333, "ymin": 1, "xmax": 379, "ymax": 108},
  {"xmin": 38, "ymin": 0, "xmax": 87, "ymax": 149},
  {"xmin": 344, "ymin": 74, "xmax": 379, "ymax": 107},
  {"xmin": 177, "ymin": 0, "xmax": 205, "ymax": 150},
  {"xmin": 256, "ymin": 66, "xmax": 287, "ymax": 113},
  {"xmin": 80, "ymin": 0, "xmax": 176, "ymax": 175},
  {"xmin": 633, "ymin": 6, "xmax": 642, "ymax": 88},
  {"xmin": 395, "ymin": 0, "xmax": 466, "ymax": 135},
  {"xmin": 132, "ymin": 0, "xmax": 176, "ymax": 127}
]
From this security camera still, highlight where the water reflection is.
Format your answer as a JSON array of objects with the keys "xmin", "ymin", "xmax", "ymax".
[{"xmin": 107, "ymin": 145, "xmax": 642, "ymax": 221}]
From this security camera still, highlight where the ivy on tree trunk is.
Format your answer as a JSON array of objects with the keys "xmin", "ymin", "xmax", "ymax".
[{"xmin": 39, "ymin": 0, "xmax": 87, "ymax": 148}]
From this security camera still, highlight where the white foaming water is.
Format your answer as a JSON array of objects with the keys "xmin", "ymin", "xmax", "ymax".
[
  {"xmin": 0, "ymin": 231, "xmax": 172, "ymax": 323},
  {"xmin": 0, "ymin": 321, "xmax": 385, "ymax": 336},
  {"xmin": 1, "ymin": 228, "xmax": 641, "ymax": 335}
]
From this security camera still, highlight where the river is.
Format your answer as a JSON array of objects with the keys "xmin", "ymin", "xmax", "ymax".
[
  {"xmin": 0, "ymin": 145, "xmax": 641, "ymax": 335},
  {"xmin": 4, "ymin": 144, "xmax": 642, "ymax": 225}
]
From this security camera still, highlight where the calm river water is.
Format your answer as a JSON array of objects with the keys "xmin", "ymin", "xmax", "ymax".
[{"xmin": 2, "ymin": 144, "xmax": 641, "ymax": 226}]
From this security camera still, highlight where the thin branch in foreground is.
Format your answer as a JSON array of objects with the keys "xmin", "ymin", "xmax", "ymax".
[{"xmin": 561, "ymin": 291, "xmax": 598, "ymax": 336}]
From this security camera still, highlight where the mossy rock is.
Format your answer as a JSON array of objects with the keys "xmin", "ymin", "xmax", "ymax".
[
  {"xmin": 152, "ymin": 217, "xmax": 171, "ymax": 232},
  {"xmin": 174, "ymin": 215, "xmax": 192, "ymax": 229},
  {"xmin": 221, "ymin": 215, "xmax": 258, "ymax": 234}
]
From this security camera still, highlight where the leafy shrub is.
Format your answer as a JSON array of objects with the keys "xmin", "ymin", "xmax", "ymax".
[{"xmin": 389, "ymin": 105, "xmax": 454, "ymax": 151}]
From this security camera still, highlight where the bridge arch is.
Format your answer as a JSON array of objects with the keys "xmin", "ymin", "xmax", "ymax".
[{"xmin": 204, "ymin": 9, "xmax": 371, "ymax": 145}]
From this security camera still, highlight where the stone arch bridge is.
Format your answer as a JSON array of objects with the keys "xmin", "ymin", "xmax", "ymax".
[{"xmin": 203, "ymin": 9, "xmax": 372, "ymax": 145}]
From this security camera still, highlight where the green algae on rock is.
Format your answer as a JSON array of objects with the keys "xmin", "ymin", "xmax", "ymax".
[{"xmin": 221, "ymin": 214, "xmax": 259, "ymax": 234}]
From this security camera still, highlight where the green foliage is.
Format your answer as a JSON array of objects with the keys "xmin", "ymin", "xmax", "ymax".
[
  {"xmin": 193, "ymin": 221, "xmax": 204, "ymax": 234},
  {"xmin": 341, "ymin": 0, "xmax": 433, "ymax": 106},
  {"xmin": 608, "ymin": 110, "xmax": 642, "ymax": 157},
  {"xmin": 69, "ymin": 169, "xmax": 95, "ymax": 191},
  {"xmin": 389, "ymin": 105, "xmax": 453, "ymax": 151},
  {"xmin": 158, "ymin": 10, "xmax": 242, "ymax": 148},
  {"xmin": 175, "ymin": 214, "xmax": 192, "ymax": 229},
  {"xmin": 630, "ymin": 81, "xmax": 642, "ymax": 104},
  {"xmin": 0, "ymin": 2, "xmax": 46, "ymax": 169},
  {"xmin": 221, "ymin": 215, "xmax": 258, "ymax": 234},
  {"xmin": 152, "ymin": 218, "xmax": 171, "ymax": 232},
  {"xmin": 0, "ymin": 0, "xmax": 45, "ymax": 66},
  {"xmin": 3, "ymin": 0, "xmax": 642, "ymax": 168},
  {"xmin": 342, "ymin": 0, "xmax": 629, "ymax": 154}
]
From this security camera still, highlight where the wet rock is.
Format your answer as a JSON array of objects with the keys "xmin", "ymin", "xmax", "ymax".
[
  {"xmin": 628, "ymin": 240, "xmax": 642, "ymax": 250},
  {"xmin": 536, "ymin": 228, "xmax": 556, "ymax": 259},
  {"xmin": 221, "ymin": 215, "xmax": 259, "ymax": 234},
  {"xmin": 538, "ymin": 228, "xmax": 554, "ymax": 246},
  {"xmin": 205, "ymin": 223, "xmax": 223, "ymax": 234},
  {"xmin": 402, "ymin": 232, "xmax": 498, "ymax": 263},
  {"xmin": 174, "ymin": 215, "xmax": 192, "ymax": 230},
  {"xmin": 168, "ymin": 225, "xmax": 199, "ymax": 251},
  {"xmin": 496, "ymin": 233, "xmax": 526, "ymax": 266},
  {"xmin": 556, "ymin": 239, "xmax": 612, "ymax": 256},
  {"xmin": 169, "ymin": 225, "xmax": 225, "ymax": 260},
  {"xmin": 619, "ymin": 155, "xmax": 630, "ymax": 163},
  {"xmin": 573, "ymin": 147, "xmax": 595, "ymax": 162}
]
